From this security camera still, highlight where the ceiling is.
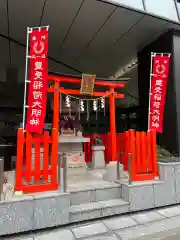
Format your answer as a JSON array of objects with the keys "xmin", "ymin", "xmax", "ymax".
[{"xmin": 0, "ymin": 0, "xmax": 179, "ymax": 82}]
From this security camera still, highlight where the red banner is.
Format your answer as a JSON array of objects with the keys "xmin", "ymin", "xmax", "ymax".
[
  {"xmin": 26, "ymin": 28, "xmax": 48, "ymax": 134},
  {"xmin": 148, "ymin": 55, "xmax": 170, "ymax": 133}
]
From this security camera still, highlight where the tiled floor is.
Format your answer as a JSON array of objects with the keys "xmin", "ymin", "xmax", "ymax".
[{"xmin": 5, "ymin": 205, "xmax": 180, "ymax": 240}]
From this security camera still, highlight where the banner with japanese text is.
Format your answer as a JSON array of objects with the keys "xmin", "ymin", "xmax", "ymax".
[
  {"xmin": 148, "ymin": 54, "xmax": 170, "ymax": 133},
  {"xmin": 26, "ymin": 28, "xmax": 48, "ymax": 134}
]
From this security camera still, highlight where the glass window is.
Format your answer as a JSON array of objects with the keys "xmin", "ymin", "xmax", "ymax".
[
  {"xmin": 110, "ymin": 0, "xmax": 144, "ymax": 10},
  {"xmin": 176, "ymin": 1, "xmax": 180, "ymax": 17},
  {"xmin": 145, "ymin": 0, "xmax": 178, "ymax": 21}
]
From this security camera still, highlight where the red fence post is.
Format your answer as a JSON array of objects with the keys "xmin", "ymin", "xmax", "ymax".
[
  {"xmin": 116, "ymin": 133, "xmax": 120, "ymax": 163},
  {"xmin": 151, "ymin": 131, "xmax": 158, "ymax": 177},
  {"xmin": 25, "ymin": 131, "xmax": 32, "ymax": 183},
  {"xmin": 124, "ymin": 131, "xmax": 129, "ymax": 171},
  {"xmin": 104, "ymin": 133, "xmax": 109, "ymax": 164},
  {"xmin": 34, "ymin": 136, "xmax": 41, "ymax": 182},
  {"xmin": 122, "ymin": 132, "xmax": 126, "ymax": 168},
  {"xmin": 15, "ymin": 128, "xmax": 24, "ymax": 191},
  {"xmin": 141, "ymin": 132, "xmax": 147, "ymax": 173},
  {"xmin": 147, "ymin": 131, "xmax": 153, "ymax": 172},
  {"xmin": 128, "ymin": 129, "xmax": 136, "ymax": 181},
  {"xmin": 136, "ymin": 132, "xmax": 141, "ymax": 174},
  {"xmin": 43, "ymin": 131, "xmax": 50, "ymax": 181},
  {"xmin": 51, "ymin": 128, "xmax": 58, "ymax": 187}
]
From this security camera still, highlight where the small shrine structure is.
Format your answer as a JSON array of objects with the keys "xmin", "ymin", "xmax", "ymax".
[{"xmin": 15, "ymin": 73, "xmax": 128, "ymax": 193}]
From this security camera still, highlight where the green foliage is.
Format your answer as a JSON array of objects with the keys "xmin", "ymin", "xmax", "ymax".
[
  {"xmin": 94, "ymin": 136, "xmax": 103, "ymax": 145},
  {"xmin": 157, "ymin": 145, "xmax": 172, "ymax": 159}
]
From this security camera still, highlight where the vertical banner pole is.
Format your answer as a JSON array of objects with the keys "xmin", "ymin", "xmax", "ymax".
[
  {"xmin": 148, "ymin": 52, "xmax": 154, "ymax": 131},
  {"xmin": 22, "ymin": 27, "xmax": 30, "ymax": 131}
]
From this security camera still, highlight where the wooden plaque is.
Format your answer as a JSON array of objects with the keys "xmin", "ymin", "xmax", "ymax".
[{"xmin": 80, "ymin": 74, "xmax": 95, "ymax": 95}]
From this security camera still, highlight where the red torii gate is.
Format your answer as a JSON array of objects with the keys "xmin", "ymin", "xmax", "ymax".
[
  {"xmin": 48, "ymin": 73, "xmax": 128, "ymax": 162},
  {"xmin": 15, "ymin": 73, "xmax": 128, "ymax": 193}
]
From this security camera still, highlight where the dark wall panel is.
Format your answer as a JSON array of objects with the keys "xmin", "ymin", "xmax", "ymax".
[
  {"xmin": 138, "ymin": 30, "xmax": 179, "ymax": 155},
  {"xmin": 172, "ymin": 32, "xmax": 180, "ymax": 155}
]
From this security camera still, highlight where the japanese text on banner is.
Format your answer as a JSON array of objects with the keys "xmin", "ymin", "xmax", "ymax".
[
  {"xmin": 26, "ymin": 28, "xmax": 48, "ymax": 134},
  {"xmin": 149, "ymin": 55, "xmax": 170, "ymax": 133}
]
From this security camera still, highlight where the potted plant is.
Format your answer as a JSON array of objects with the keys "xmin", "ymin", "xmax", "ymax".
[{"xmin": 93, "ymin": 134, "xmax": 103, "ymax": 146}]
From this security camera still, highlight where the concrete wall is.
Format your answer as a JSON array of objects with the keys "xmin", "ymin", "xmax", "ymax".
[
  {"xmin": 1, "ymin": 161, "xmax": 180, "ymax": 236},
  {"xmin": 122, "ymin": 161, "xmax": 180, "ymax": 211}
]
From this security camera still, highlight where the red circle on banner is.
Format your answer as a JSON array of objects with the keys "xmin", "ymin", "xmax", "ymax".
[
  {"xmin": 32, "ymin": 41, "xmax": 45, "ymax": 55},
  {"xmin": 155, "ymin": 64, "xmax": 165, "ymax": 75}
]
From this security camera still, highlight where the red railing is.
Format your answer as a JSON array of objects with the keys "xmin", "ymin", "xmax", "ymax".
[
  {"xmin": 15, "ymin": 128, "xmax": 58, "ymax": 193},
  {"xmin": 84, "ymin": 130, "xmax": 158, "ymax": 181},
  {"xmin": 15, "ymin": 128, "xmax": 158, "ymax": 191},
  {"xmin": 99, "ymin": 133, "xmax": 111, "ymax": 163},
  {"xmin": 119, "ymin": 129, "xmax": 158, "ymax": 181},
  {"xmin": 117, "ymin": 132, "xmax": 128, "ymax": 170}
]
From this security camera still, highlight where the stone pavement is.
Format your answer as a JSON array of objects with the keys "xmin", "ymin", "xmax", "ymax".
[{"xmin": 4, "ymin": 204, "xmax": 180, "ymax": 240}]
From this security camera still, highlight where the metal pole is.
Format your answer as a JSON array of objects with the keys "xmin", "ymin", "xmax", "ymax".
[
  {"xmin": 128, "ymin": 153, "xmax": 132, "ymax": 185},
  {"xmin": 58, "ymin": 152, "xmax": 67, "ymax": 192},
  {"xmin": 0, "ymin": 157, "xmax": 4, "ymax": 200},
  {"xmin": 22, "ymin": 27, "xmax": 30, "ymax": 131},
  {"xmin": 117, "ymin": 161, "xmax": 119, "ymax": 180},
  {"xmin": 174, "ymin": 0, "xmax": 180, "ymax": 22},
  {"xmin": 142, "ymin": 0, "xmax": 147, "ymax": 11},
  {"xmin": 58, "ymin": 152, "xmax": 61, "ymax": 191},
  {"xmin": 147, "ymin": 52, "xmax": 154, "ymax": 131},
  {"xmin": 63, "ymin": 153, "xmax": 67, "ymax": 192},
  {"xmin": 116, "ymin": 151, "xmax": 120, "ymax": 181},
  {"xmin": 30, "ymin": 25, "xmax": 49, "ymax": 30}
]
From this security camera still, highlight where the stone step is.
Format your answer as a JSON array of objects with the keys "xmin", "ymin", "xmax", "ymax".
[
  {"xmin": 69, "ymin": 183, "xmax": 122, "ymax": 205},
  {"xmin": 70, "ymin": 198, "xmax": 129, "ymax": 223}
]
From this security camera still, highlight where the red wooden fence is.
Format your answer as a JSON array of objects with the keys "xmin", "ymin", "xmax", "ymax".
[
  {"xmin": 100, "ymin": 133, "xmax": 111, "ymax": 163},
  {"xmin": 84, "ymin": 130, "xmax": 158, "ymax": 181},
  {"xmin": 15, "ymin": 128, "xmax": 58, "ymax": 193},
  {"xmin": 128, "ymin": 129, "xmax": 158, "ymax": 181},
  {"xmin": 83, "ymin": 133, "xmax": 127, "ymax": 165},
  {"xmin": 118, "ymin": 132, "xmax": 129, "ymax": 171},
  {"xmin": 118, "ymin": 129, "xmax": 158, "ymax": 181},
  {"xmin": 15, "ymin": 129, "xmax": 158, "ymax": 193}
]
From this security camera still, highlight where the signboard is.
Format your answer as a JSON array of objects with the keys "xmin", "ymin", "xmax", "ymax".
[
  {"xmin": 26, "ymin": 28, "xmax": 49, "ymax": 134},
  {"xmin": 148, "ymin": 54, "xmax": 170, "ymax": 133},
  {"xmin": 80, "ymin": 74, "xmax": 95, "ymax": 95}
]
